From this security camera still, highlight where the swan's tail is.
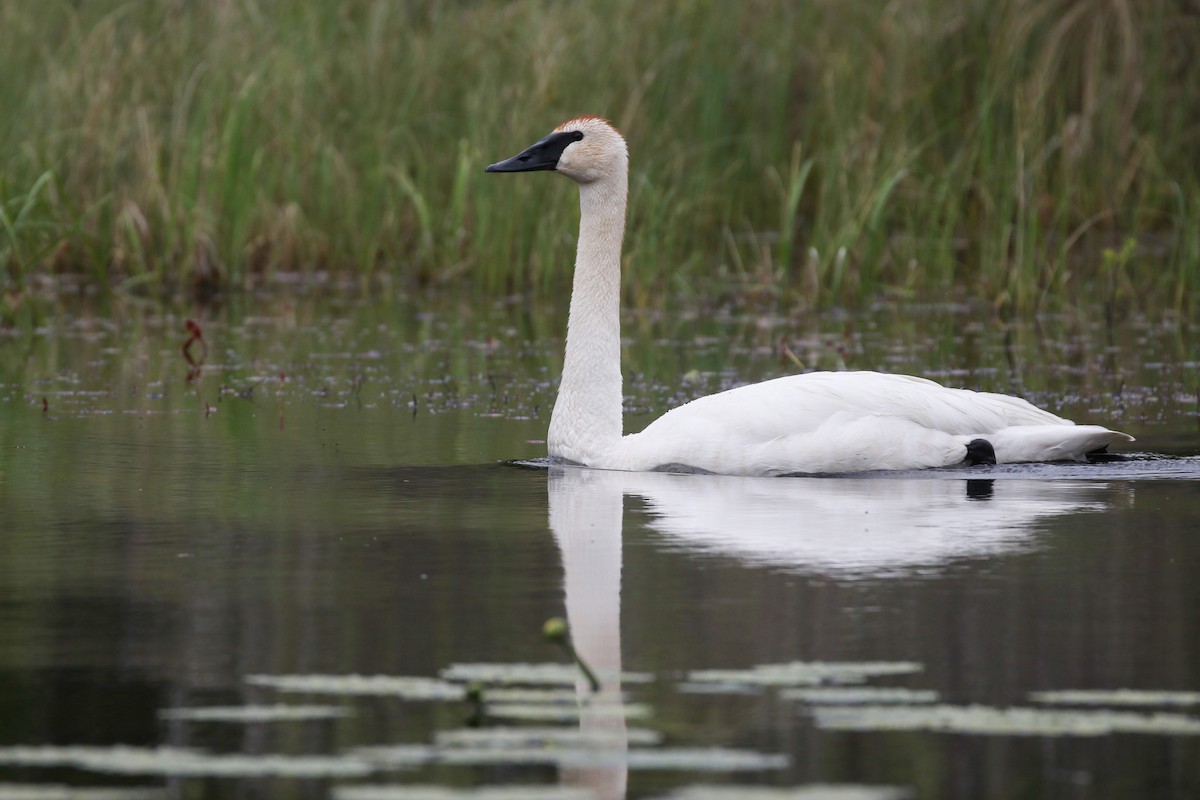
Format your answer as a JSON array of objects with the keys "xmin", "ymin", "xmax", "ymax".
[{"xmin": 988, "ymin": 425, "xmax": 1135, "ymax": 464}]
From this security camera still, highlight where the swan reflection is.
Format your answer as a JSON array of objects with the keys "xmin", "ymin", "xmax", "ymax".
[
  {"xmin": 547, "ymin": 467, "xmax": 1114, "ymax": 798},
  {"xmin": 612, "ymin": 471, "xmax": 1110, "ymax": 576},
  {"xmin": 549, "ymin": 467, "xmax": 628, "ymax": 800}
]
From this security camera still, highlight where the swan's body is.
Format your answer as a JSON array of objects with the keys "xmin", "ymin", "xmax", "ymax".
[{"xmin": 487, "ymin": 117, "xmax": 1133, "ymax": 476}]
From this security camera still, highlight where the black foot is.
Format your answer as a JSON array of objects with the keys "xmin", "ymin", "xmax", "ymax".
[
  {"xmin": 1085, "ymin": 445, "xmax": 1127, "ymax": 463},
  {"xmin": 964, "ymin": 438, "xmax": 997, "ymax": 466}
]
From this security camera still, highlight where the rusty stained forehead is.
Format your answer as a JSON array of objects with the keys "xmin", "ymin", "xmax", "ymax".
[{"xmin": 553, "ymin": 116, "xmax": 620, "ymax": 135}]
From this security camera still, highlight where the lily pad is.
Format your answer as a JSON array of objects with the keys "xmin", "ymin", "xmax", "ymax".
[
  {"xmin": 1029, "ymin": 689, "xmax": 1200, "ymax": 707},
  {"xmin": 356, "ymin": 745, "xmax": 440, "ymax": 769},
  {"xmin": 810, "ymin": 704, "xmax": 1200, "ymax": 736},
  {"xmin": 352, "ymin": 745, "xmax": 787, "ymax": 771},
  {"xmin": 0, "ymin": 746, "xmax": 372, "ymax": 778},
  {"xmin": 483, "ymin": 702, "xmax": 651, "ymax": 722},
  {"xmin": 686, "ymin": 662, "xmax": 923, "ymax": 689},
  {"xmin": 480, "ymin": 688, "xmax": 585, "ymax": 705},
  {"xmin": 158, "ymin": 704, "xmax": 350, "ymax": 722},
  {"xmin": 780, "ymin": 688, "xmax": 938, "ymax": 705},
  {"xmin": 435, "ymin": 726, "xmax": 662, "ymax": 749},
  {"xmin": 246, "ymin": 674, "xmax": 464, "ymax": 700},
  {"xmin": 333, "ymin": 787, "xmax": 593, "ymax": 800},
  {"xmin": 440, "ymin": 663, "xmax": 652, "ymax": 686},
  {"xmin": 651, "ymin": 785, "xmax": 913, "ymax": 800},
  {"xmin": 675, "ymin": 682, "xmax": 763, "ymax": 696},
  {"xmin": 0, "ymin": 786, "xmax": 167, "ymax": 800},
  {"xmin": 621, "ymin": 748, "xmax": 789, "ymax": 771}
]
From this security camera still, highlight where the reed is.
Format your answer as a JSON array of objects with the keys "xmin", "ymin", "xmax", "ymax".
[{"xmin": 0, "ymin": 0, "xmax": 1196, "ymax": 312}]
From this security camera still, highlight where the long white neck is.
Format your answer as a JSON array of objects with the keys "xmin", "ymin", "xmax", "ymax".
[{"xmin": 548, "ymin": 169, "xmax": 627, "ymax": 464}]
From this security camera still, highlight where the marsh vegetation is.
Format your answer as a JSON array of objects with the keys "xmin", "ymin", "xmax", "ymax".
[{"xmin": 1, "ymin": 0, "xmax": 1197, "ymax": 311}]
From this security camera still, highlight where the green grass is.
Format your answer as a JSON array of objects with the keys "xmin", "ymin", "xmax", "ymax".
[{"xmin": 1, "ymin": 0, "xmax": 1197, "ymax": 312}]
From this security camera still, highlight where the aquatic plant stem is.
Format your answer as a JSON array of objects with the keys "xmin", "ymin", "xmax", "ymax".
[{"xmin": 543, "ymin": 616, "xmax": 601, "ymax": 694}]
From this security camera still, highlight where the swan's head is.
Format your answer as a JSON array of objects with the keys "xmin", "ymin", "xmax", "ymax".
[{"xmin": 485, "ymin": 116, "xmax": 627, "ymax": 185}]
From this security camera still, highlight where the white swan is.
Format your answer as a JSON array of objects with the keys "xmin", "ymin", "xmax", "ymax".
[{"xmin": 486, "ymin": 117, "xmax": 1133, "ymax": 476}]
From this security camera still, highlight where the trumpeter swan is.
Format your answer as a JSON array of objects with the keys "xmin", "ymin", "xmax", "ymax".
[{"xmin": 486, "ymin": 117, "xmax": 1133, "ymax": 476}]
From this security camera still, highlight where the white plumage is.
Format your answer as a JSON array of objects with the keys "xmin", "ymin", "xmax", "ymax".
[{"xmin": 486, "ymin": 117, "xmax": 1132, "ymax": 476}]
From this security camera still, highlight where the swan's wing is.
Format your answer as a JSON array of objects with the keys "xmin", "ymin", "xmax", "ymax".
[
  {"xmin": 638, "ymin": 371, "xmax": 1068, "ymax": 438},
  {"xmin": 617, "ymin": 371, "xmax": 1129, "ymax": 474}
]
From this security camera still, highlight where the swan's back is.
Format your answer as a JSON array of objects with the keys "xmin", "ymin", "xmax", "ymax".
[
  {"xmin": 613, "ymin": 371, "xmax": 1127, "ymax": 475},
  {"xmin": 668, "ymin": 371, "xmax": 1065, "ymax": 431}
]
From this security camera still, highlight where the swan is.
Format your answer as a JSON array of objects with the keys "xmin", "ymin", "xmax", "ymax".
[{"xmin": 486, "ymin": 117, "xmax": 1133, "ymax": 476}]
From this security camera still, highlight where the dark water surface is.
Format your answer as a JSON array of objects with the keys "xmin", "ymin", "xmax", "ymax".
[{"xmin": 0, "ymin": 290, "xmax": 1198, "ymax": 799}]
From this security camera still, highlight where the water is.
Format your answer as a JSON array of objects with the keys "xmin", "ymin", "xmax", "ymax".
[{"xmin": 0, "ymin": 288, "xmax": 1198, "ymax": 799}]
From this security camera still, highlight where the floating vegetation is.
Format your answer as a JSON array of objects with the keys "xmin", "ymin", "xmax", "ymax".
[
  {"xmin": 479, "ymin": 688, "xmax": 583, "ymax": 705},
  {"xmin": 246, "ymin": 674, "xmax": 464, "ymax": 700},
  {"xmin": 0, "ymin": 746, "xmax": 371, "ymax": 778},
  {"xmin": 622, "ymin": 748, "xmax": 789, "ymax": 771},
  {"xmin": 652, "ymin": 785, "xmax": 914, "ymax": 800},
  {"xmin": 686, "ymin": 662, "xmax": 924, "ymax": 689},
  {"xmin": 353, "ymin": 744, "xmax": 787, "ymax": 771},
  {"xmin": 810, "ymin": 704, "xmax": 1200, "ymax": 737},
  {"xmin": 780, "ymin": 688, "xmax": 939, "ymax": 705},
  {"xmin": 1029, "ymin": 690, "xmax": 1200, "ymax": 708},
  {"xmin": 346, "ymin": 746, "xmax": 438, "ymax": 769},
  {"xmin": 158, "ymin": 704, "xmax": 350, "ymax": 722},
  {"xmin": 676, "ymin": 682, "xmax": 763, "ymax": 696},
  {"xmin": 0, "ymin": 786, "xmax": 167, "ymax": 800},
  {"xmin": 434, "ymin": 726, "xmax": 663, "ymax": 749},
  {"xmin": 441, "ymin": 748, "xmax": 787, "ymax": 772},
  {"xmin": 440, "ymin": 663, "xmax": 652, "ymax": 687},
  {"xmin": 483, "ymin": 702, "xmax": 651, "ymax": 723},
  {"xmin": 435, "ymin": 749, "xmax": 594, "ymax": 768},
  {"xmin": 333, "ymin": 786, "xmax": 594, "ymax": 800}
]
